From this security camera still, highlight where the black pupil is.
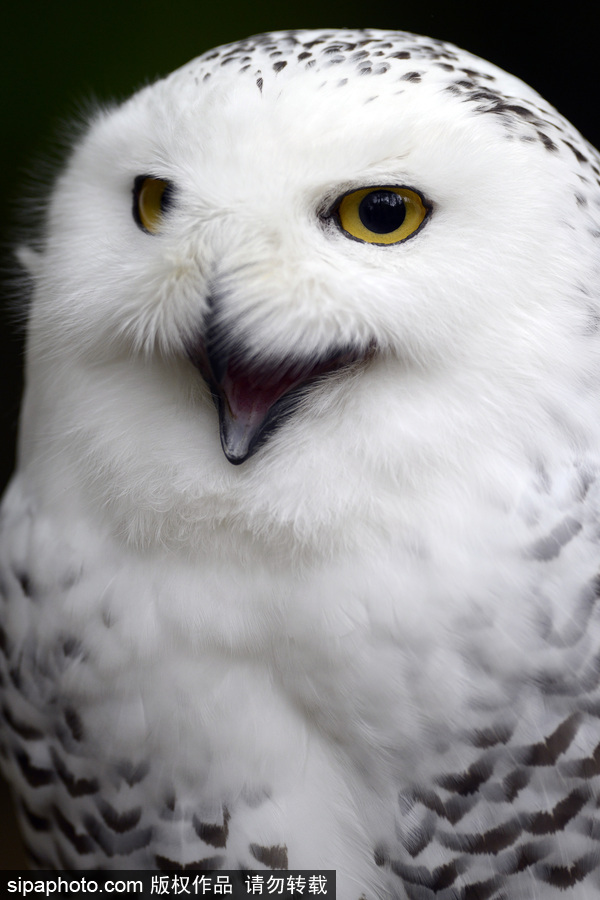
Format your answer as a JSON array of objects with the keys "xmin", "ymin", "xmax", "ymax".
[{"xmin": 358, "ymin": 190, "xmax": 406, "ymax": 234}]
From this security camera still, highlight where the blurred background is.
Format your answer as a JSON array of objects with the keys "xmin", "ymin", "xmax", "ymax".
[{"xmin": 0, "ymin": 0, "xmax": 596, "ymax": 870}]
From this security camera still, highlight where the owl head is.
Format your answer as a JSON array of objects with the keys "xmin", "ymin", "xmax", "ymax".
[{"xmin": 18, "ymin": 29, "xmax": 600, "ymax": 550}]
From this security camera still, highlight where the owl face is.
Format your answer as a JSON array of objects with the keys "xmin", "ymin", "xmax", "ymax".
[{"xmin": 25, "ymin": 30, "xmax": 600, "ymax": 483}]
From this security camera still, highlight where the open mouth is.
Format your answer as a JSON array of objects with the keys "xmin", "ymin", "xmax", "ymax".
[{"xmin": 187, "ymin": 338, "xmax": 370, "ymax": 464}]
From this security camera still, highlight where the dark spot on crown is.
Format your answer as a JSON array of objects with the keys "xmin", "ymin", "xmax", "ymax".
[
  {"xmin": 563, "ymin": 140, "xmax": 589, "ymax": 164},
  {"xmin": 468, "ymin": 88, "xmax": 499, "ymax": 103},
  {"xmin": 325, "ymin": 41, "xmax": 357, "ymax": 53},
  {"xmin": 537, "ymin": 131, "xmax": 558, "ymax": 152}
]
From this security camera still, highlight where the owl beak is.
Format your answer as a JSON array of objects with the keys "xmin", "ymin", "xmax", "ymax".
[
  {"xmin": 187, "ymin": 338, "xmax": 367, "ymax": 465},
  {"xmin": 210, "ymin": 358, "xmax": 305, "ymax": 464},
  {"xmin": 215, "ymin": 397, "xmax": 266, "ymax": 465}
]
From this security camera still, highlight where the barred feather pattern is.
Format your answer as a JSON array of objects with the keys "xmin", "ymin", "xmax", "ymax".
[{"xmin": 2, "ymin": 460, "xmax": 600, "ymax": 897}]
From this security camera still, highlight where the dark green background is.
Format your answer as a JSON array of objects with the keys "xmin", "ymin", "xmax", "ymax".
[{"xmin": 0, "ymin": 0, "xmax": 595, "ymax": 869}]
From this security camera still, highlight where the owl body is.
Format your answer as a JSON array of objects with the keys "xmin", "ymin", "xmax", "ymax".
[{"xmin": 2, "ymin": 28, "xmax": 600, "ymax": 897}]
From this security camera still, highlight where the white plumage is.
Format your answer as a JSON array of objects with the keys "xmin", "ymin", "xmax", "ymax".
[{"xmin": 2, "ymin": 27, "xmax": 600, "ymax": 897}]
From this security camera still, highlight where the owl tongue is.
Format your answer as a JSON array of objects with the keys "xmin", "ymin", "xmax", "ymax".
[{"xmin": 207, "ymin": 348, "xmax": 362, "ymax": 465}]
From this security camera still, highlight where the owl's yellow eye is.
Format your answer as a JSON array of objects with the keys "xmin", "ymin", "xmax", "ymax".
[
  {"xmin": 132, "ymin": 175, "xmax": 173, "ymax": 234},
  {"xmin": 336, "ymin": 187, "xmax": 429, "ymax": 245}
]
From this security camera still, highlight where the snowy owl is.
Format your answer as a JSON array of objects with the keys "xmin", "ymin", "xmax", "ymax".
[{"xmin": 2, "ymin": 25, "xmax": 600, "ymax": 897}]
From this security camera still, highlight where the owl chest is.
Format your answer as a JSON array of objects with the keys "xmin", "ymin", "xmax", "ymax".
[{"xmin": 0, "ymin": 488, "xmax": 544, "ymax": 804}]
